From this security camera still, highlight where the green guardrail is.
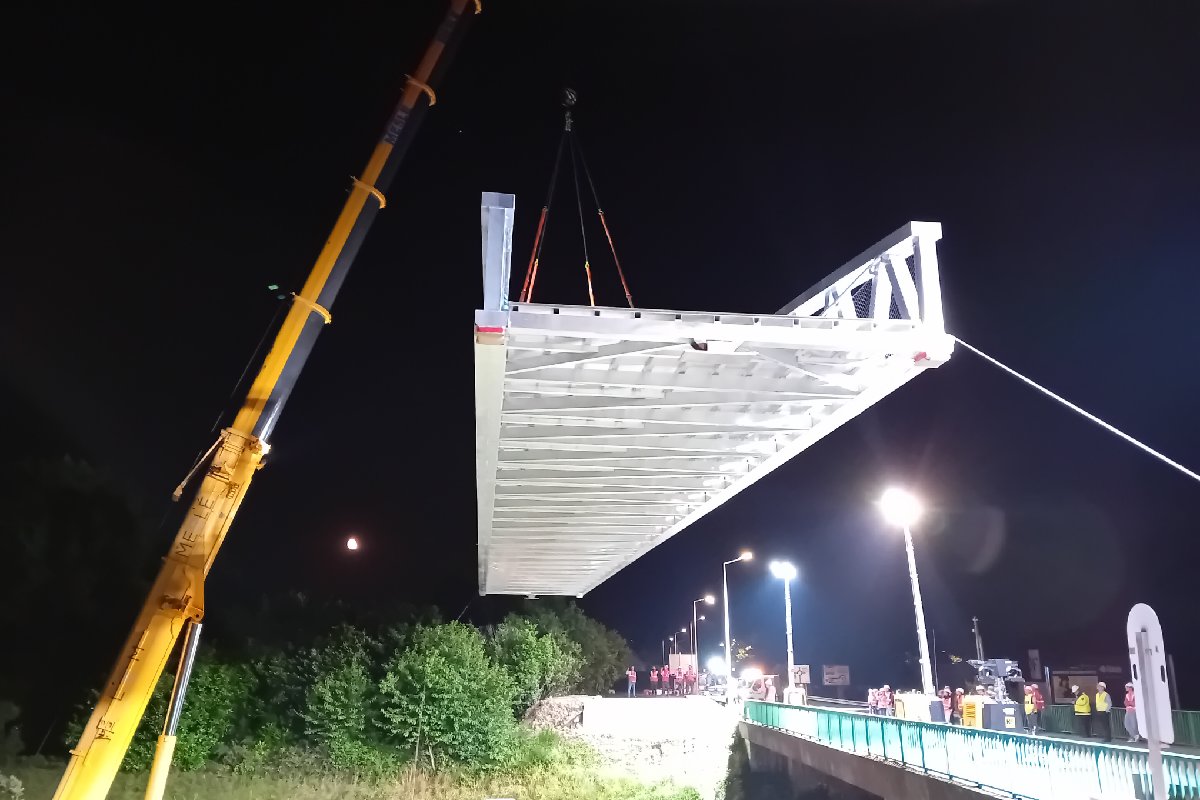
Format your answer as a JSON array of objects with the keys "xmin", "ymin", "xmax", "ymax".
[
  {"xmin": 1041, "ymin": 705, "xmax": 1200, "ymax": 748},
  {"xmin": 744, "ymin": 700, "xmax": 1200, "ymax": 799}
]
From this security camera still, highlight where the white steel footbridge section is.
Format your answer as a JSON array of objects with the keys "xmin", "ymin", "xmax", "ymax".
[{"xmin": 474, "ymin": 192, "xmax": 953, "ymax": 596}]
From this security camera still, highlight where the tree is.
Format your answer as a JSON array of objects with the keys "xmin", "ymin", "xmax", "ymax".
[
  {"xmin": 378, "ymin": 622, "xmax": 517, "ymax": 770},
  {"xmin": 523, "ymin": 601, "xmax": 633, "ymax": 695},
  {"xmin": 70, "ymin": 657, "xmax": 249, "ymax": 771},
  {"xmin": 299, "ymin": 626, "xmax": 389, "ymax": 772},
  {"xmin": 0, "ymin": 457, "xmax": 156, "ymax": 755},
  {"xmin": 486, "ymin": 617, "xmax": 581, "ymax": 714}
]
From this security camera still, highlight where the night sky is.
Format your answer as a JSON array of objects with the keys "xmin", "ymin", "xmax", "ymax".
[{"xmin": 7, "ymin": 0, "xmax": 1200, "ymax": 697}]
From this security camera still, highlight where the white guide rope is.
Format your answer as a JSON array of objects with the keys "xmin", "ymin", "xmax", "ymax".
[{"xmin": 952, "ymin": 336, "xmax": 1200, "ymax": 486}]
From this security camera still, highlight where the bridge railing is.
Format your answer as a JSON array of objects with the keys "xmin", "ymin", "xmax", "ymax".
[
  {"xmin": 1038, "ymin": 705, "xmax": 1200, "ymax": 749},
  {"xmin": 744, "ymin": 700, "xmax": 1200, "ymax": 799}
]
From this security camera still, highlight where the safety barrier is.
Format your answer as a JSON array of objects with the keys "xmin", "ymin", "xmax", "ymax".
[
  {"xmin": 1041, "ymin": 705, "xmax": 1200, "ymax": 748},
  {"xmin": 744, "ymin": 700, "xmax": 1200, "ymax": 799}
]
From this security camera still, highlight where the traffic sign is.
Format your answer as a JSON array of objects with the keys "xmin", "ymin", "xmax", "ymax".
[
  {"xmin": 823, "ymin": 665, "xmax": 850, "ymax": 686},
  {"xmin": 1127, "ymin": 603, "xmax": 1174, "ymax": 743},
  {"xmin": 1128, "ymin": 603, "xmax": 1172, "ymax": 800},
  {"xmin": 793, "ymin": 664, "xmax": 811, "ymax": 685}
]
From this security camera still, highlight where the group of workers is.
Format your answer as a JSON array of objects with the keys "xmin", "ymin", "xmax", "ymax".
[
  {"xmin": 625, "ymin": 665, "xmax": 701, "ymax": 696},
  {"xmin": 866, "ymin": 685, "xmax": 894, "ymax": 715},
  {"xmin": 938, "ymin": 686, "xmax": 970, "ymax": 725},
  {"xmin": 1073, "ymin": 682, "xmax": 1141, "ymax": 742}
]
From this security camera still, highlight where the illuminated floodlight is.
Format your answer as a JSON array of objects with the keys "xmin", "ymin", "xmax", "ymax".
[
  {"xmin": 769, "ymin": 560, "xmax": 797, "ymax": 581},
  {"xmin": 345, "ymin": 536, "xmax": 360, "ymax": 551},
  {"xmin": 880, "ymin": 487, "xmax": 922, "ymax": 528},
  {"xmin": 703, "ymin": 594, "xmax": 716, "ymax": 604}
]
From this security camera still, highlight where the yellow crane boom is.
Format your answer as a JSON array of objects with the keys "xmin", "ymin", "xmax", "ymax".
[{"xmin": 53, "ymin": 3, "xmax": 476, "ymax": 798}]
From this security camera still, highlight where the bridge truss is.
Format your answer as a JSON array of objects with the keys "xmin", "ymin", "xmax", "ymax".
[{"xmin": 474, "ymin": 192, "xmax": 952, "ymax": 596}]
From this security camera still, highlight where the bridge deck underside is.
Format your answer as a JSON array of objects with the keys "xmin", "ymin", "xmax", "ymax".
[{"xmin": 475, "ymin": 303, "xmax": 943, "ymax": 596}]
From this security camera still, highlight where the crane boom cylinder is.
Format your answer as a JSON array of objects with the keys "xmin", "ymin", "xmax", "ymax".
[
  {"xmin": 142, "ymin": 622, "xmax": 202, "ymax": 800},
  {"xmin": 52, "ymin": 3, "xmax": 475, "ymax": 798}
]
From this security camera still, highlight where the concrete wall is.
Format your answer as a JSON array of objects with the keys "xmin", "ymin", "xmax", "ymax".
[
  {"xmin": 583, "ymin": 695, "xmax": 734, "ymax": 736},
  {"xmin": 739, "ymin": 721, "xmax": 993, "ymax": 800}
]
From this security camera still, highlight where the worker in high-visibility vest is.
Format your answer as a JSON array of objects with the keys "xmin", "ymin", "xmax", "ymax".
[
  {"xmin": 1094, "ymin": 682, "xmax": 1113, "ymax": 742},
  {"xmin": 1073, "ymin": 684, "xmax": 1092, "ymax": 737}
]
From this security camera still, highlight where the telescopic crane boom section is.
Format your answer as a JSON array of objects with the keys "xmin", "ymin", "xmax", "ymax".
[{"xmin": 52, "ymin": 4, "xmax": 476, "ymax": 799}]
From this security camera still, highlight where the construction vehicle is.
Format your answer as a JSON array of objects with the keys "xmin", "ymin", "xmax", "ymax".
[{"xmin": 52, "ymin": 3, "xmax": 477, "ymax": 798}]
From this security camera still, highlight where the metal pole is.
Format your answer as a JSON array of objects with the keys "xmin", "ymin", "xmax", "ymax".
[
  {"xmin": 723, "ymin": 562, "xmax": 733, "ymax": 684},
  {"xmin": 972, "ymin": 616, "xmax": 985, "ymax": 661},
  {"xmin": 143, "ymin": 621, "xmax": 203, "ymax": 800},
  {"xmin": 1138, "ymin": 631, "xmax": 1168, "ymax": 800},
  {"xmin": 904, "ymin": 526, "xmax": 935, "ymax": 695},
  {"xmin": 783, "ymin": 579, "xmax": 795, "ymax": 690},
  {"xmin": 931, "ymin": 627, "xmax": 939, "ymax": 689},
  {"xmin": 693, "ymin": 601, "xmax": 699, "ymax": 660}
]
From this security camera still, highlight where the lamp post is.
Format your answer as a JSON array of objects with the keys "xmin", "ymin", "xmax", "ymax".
[
  {"xmin": 693, "ymin": 595, "xmax": 715, "ymax": 659},
  {"xmin": 723, "ymin": 551, "xmax": 753, "ymax": 685},
  {"xmin": 880, "ymin": 487, "xmax": 935, "ymax": 695},
  {"xmin": 769, "ymin": 561, "xmax": 798, "ymax": 692},
  {"xmin": 691, "ymin": 615, "xmax": 707, "ymax": 661}
]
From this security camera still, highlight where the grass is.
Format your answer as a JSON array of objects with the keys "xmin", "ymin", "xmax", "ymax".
[
  {"xmin": 5, "ymin": 763, "xmax": 699, "ymax": 800},
  {"xmin": 2, "ymin": 733, "xmax": 701, "ymax": 800}
]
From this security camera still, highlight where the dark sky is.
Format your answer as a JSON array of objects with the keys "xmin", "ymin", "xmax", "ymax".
[{"xmin": 6, "ymin": 0, "xmax": 1200, "ymax": 695}]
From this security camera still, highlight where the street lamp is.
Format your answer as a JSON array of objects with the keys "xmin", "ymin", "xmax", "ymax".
[
  {"xmin": 663, "ymin": 635, "xmax": 677, "ymax": 662},
  {"xmin": 723, "ymin": 551, "xmax": 753, "ymax": 686},
  {"xmin": 879, "ymin": 487, "xmax": 934, "ymax": 695},
  {"xmin": 769, "ymin": 561, "xmax": 798, "ymax": 693},
  {"xmin": 693, "ymin": 594, "xmax": 715, "ymax": 658},
  {"xmin": 690, "ymin": 613, "xmax": 708, "ymax": 662}
]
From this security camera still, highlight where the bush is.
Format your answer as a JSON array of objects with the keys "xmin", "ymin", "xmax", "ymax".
[
  {"xmin": 299, "ymin": 627, "xmax": 396, "ymax": 774},
  {"xmin": 524, "ymin": 602, "xmax": 633, "ymax": 695},
  {"xmin": 0, "ymin": 773, "xmax": 22, "ymax": 800},
  {"xmin": 0, "ymin": 702, "xmax": 22, "ymax": 762},
  {"xmin": 378, "ymin": 622, "xmax": 518, "ymax": 770},
  {"xmin": 487, "ymin": 618, "xmax": 581, "ymax": 714},
  {"xmin": 66, "ymin": 657, "xmax": 248, "ymax": 772}
]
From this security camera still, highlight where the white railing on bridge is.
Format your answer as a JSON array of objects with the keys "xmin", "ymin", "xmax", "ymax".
[{"xmin": 745, "ymin": 700, "xmax": 1200, "ymax": 799}]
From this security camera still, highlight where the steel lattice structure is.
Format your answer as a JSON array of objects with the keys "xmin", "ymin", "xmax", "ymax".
[{"xmin": 474, "ymin": 192, "xmax": 952, "ymax": 596}]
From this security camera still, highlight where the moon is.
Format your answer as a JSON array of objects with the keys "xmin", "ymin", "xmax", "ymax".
[{"xmin": 345, "ymin": 536, "xmax": 359, "ymax": 551}]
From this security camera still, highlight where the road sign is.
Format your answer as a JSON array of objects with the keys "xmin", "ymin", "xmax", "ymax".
[
  {"xmin": 793, "ymin": 664, "xmax": 811, "ymax": 685},
  {"xmin": 1127, "ymin": 604, "xmax": 1173, "ymax": 743},
  {"xmin": 823, "ymin": 665, "xmax": 850, "ymax": 686}
]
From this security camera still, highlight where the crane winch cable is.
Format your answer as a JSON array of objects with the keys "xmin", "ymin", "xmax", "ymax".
[{"xmin": 517, "ymin": 88, "xmax": 635, "ymax": 308}]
